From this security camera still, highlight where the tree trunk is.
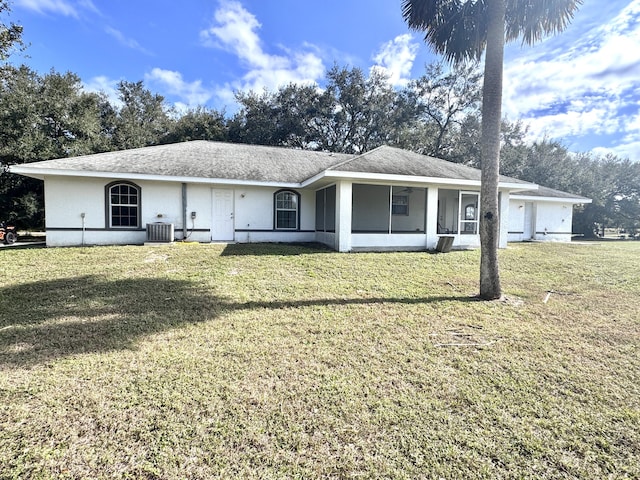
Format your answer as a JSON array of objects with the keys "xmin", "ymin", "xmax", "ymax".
[{"xmin": 479, "ymin": 0, "xmax": 505, "ymax": 300}]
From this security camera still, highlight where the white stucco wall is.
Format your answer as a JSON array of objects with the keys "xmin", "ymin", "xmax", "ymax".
[
  {"xmin": 43, "ymin": 177, "xmax": 318, "ymax": 247},
  {"xmin": 42, "ymin": 175, "xmax": 560, "ymax": 249},
  {"xmin": 508, "ymin": 199, "xmax": 527, "ymax": 242},
  {"xmin": 532, "ymin": 201, "xmax": 574, "ymax": 241},
  {"xmin": 232, "ymin": 186, "xmax": 316, "ymax": 244},
  {"xmin": 182, "ymin": 184, "xmax": 213, "ymax": 243},
  {"xmin": 508, "ymin": 197, "xmax": 575, "ymax": 242},
  {"xmin": 44, "ymin": 176, "xmax": 186, "ymax": 246}
]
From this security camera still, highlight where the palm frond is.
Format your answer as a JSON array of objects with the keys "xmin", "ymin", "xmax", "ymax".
[
  {"xmin": 506, "ymin": 0, "xmax": 583, "ymax": 45},
  {"xmin": 402, "ymin": 0, "xmax": 489, "ymax": 63},
  {"xmin": 402, "ymin": 0, "xmax": 582, "ymax": 62}
]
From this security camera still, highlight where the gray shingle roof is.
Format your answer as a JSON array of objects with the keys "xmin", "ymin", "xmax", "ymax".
[
  {"xmin": 330, "ymin": 146, "xmax": 531, "ymax": 185},
  {"xmin": 12, "ymin": 140, "xmax": 535, "ymax": 189},
  {"xmin": 16, "ymin": 141, "xmax": 352, "ymax": 183},
  {"xmin": 511, "ymin": 185, "xmax": 591, "ymax": 201}
]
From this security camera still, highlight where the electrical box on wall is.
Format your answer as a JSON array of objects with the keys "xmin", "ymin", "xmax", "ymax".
[{"xmin": 190, "ymin": 211, "xmax": 197, "ymax": 219}]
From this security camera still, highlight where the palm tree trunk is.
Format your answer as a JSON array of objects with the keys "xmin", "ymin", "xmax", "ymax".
[{"xmin": 479, "ymin": 0, "xmax": 505, "ymax": 300}]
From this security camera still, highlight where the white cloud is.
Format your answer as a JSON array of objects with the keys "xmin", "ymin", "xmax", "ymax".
[
  {"xmin": 105, "ymin": 27, "xmax": 153, "ymax": 56},
  {"xmin": 605, "ymin": 111, "xmax": 640, "ymax": 159},
  {"xmin": 370, "ymin": 34, "xmax": 418, "ymax": 88},
  {"xmin": 82, "ymin": 75, "xmax": 121, "ymax": 107},
  {"xmin": 200, "ymin": 0, "xmax": 325, "ymax": 103},
  {"xmin": 592, "ymin": 140, "xmax": 640, "ymax": 160},
  {"xmin": 15, "ymin": 0, "xmax": 98, "ymax": 17},
  {"xmin": 15, "ymin": 0, "xmax": 78, "ymax": 17},
  {"xmin": 145, "ymin": 68, "xmax": 215, "ymax": 110},
  {"xmin": 502, "ymin": 0, "xmax": 640, "ymax": 157}
]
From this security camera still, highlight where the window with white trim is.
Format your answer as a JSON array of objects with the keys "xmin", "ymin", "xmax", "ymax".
[
  {"xmin": 275, "ymin": 190, "xmax": 299, "ymax": 230},
  {"xmin": 391, "ymin": 194, "xmax": 409, "ymax": 215},
  {"xmin": 107, "ymin": 182, "xmax": 140, "ymax": 228}
]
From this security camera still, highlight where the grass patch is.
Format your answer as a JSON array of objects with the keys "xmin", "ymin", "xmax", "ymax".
[{"xmin": 0, "ymin": 242, "xmax": 638, "ymax": 479}]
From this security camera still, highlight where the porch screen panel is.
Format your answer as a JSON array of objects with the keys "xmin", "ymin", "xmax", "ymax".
[
  {"xmin": 315, "ymin": 190, "xmax": 325, "ymax": 231},
  {"xmin": 391, "ymin": 187, "xmax": 426, "ymax": 233},
  {"xmin": 352, "ymin": 184, "xmax": 390, "ymax": 233},
  {"xmin": 325, "ymin": 185, "xmax": 336, "ymax": 232},
  {"xmin": 315, "ymin": 186, "xmax": 336, "ymax": 232}
]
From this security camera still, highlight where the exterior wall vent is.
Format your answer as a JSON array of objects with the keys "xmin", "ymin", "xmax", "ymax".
[{"xmin": 146, "ymin": 223, "xmax": 174, "ymax": 243}]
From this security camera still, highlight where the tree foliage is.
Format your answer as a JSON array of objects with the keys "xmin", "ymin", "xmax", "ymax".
[
  {"xmin": 0, "ymin": 0, "xmax": 23, "ymax": 61},
  {"xmin": 0, "ymin": 56, "xmax": 635, "ymax": 238},
  {"xmin": 0, "ymin": 70, "xmax": 227, "ymax": 228},
  {"xmin": 0, "ymin": 66, "xmax": 110, "ymax": 226}
]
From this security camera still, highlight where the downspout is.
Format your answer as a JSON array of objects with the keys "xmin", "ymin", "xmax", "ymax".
[
  {"xmin": 80, "ymin": 212, "xmax": 86, "ymax": 246},
  {"xmin": 182, "ymin": 183, "xmax": 187, "ymax": 240}
]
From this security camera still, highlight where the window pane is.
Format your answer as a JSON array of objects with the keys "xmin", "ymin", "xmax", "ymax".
[
  {"xmin": 276, "ymin": 192, "xmax": 296, "ymax": 209},
  {"xmin": 277, "ymin": 210, "xmax": 297, "ymax": 229},
  {"xmin": 109, "ymin": 183, "xmax": 139, "ymax": 228},
  {"xmin": 392, "ymin": 194, "xmax": 409, "ymax": 215},
  {"xmin": 460, "ymin": 194, "xmax": 479, "ymax": 220},
  {"xmin": 461, "ymin": 221, "xmax": 478, "ymax": 234},
  {"xmin": 275, "ymin": 191, "xmax": 298, "ymax": 230}
]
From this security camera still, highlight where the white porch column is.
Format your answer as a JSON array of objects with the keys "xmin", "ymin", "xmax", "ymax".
[
  {"xmin": 335, "ymin": 180, "xmax": 352, "ymax": 252},
  {"xmin": 426, "ymin": 186, "xmax": 439, "ymax": 249},
  {"xmin": 499, "ymin": 191, "xmax": 510, "ymax": 248}
]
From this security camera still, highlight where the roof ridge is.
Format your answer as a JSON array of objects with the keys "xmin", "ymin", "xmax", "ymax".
[{"xmin": 326, "ymin": 145, "xmax": 388, "ymax": 171}]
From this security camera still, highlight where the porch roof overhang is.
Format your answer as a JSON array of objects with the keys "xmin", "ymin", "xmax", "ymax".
[{"xmin": 302, "ymin": 169, "xmax": 537, "ymax": 192}]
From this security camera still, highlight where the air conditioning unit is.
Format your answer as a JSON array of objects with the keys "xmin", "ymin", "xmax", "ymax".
[{"xmin": 146, "ymin": 223, "xmax": 174, "ymax": 243}]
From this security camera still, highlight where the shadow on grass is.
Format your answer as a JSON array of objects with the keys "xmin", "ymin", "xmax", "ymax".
[
  {"xmin": 220, "ymin": 243, "xmax": 476, "ymax": 257},
  {"xmin": 220, "ymin": 242, "xmax": 335, "ymax": 256},
  {"xmin": 0, "ymin": 275, "xmax": 476, "ymax": 367}
]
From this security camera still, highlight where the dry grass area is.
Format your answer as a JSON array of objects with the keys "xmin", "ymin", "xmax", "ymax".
[{"xmin": 0, "ymin": 241, "xmax": 638, "ymax": 479}]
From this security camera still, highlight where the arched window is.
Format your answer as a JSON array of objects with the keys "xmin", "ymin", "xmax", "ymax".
[
  {"xmin": 106, "ymin": 181, "xmax": 141, "ymax": 228},
  {"xmin": 274, "ymin": 190, "xmax": 300, "ymax": 230},
  {"xmin": 465, "ymin": 204, "xmax": 476, "ymax": 221}
]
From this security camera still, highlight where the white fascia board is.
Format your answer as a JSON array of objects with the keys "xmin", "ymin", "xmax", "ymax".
[
  {"xmin": 511, "ymin": 194, "xmax": 592, "ymax": 204},
  {"xmin": 309, "ymin": 170, "xmax": 538, "ymax": 191},
  {"xmin": 9, "ymin": 167, "xmax": 301, "ymax": 189},
  {"xmin": 301, "ymin": 170, "xmax": 328, "ymax": 187}
]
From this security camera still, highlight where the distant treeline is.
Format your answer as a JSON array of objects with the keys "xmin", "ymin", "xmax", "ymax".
[{"xmin": 1, "ymin": 63, "xmax": 638, "ymax": 236}]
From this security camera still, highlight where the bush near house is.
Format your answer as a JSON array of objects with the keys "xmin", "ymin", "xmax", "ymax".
[{"xmin": 0, "ymin": 242, "xmax": 638, "ymax": 479}]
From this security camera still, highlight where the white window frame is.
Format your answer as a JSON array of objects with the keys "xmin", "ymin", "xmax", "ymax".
[
  {"xmin": 107, "ymin": 182, "xmax": 140, "ymax": 229},
  {"xmin": 274, "ymin": 190, "xmax": 299, "ymax": 230},
  {"xmin": 459, "ymin": 191, "xmax": 479, "ymax": 235},
  {"xmin": 391, "ymin": 194, "xmax": 409, "ymax": 216}
]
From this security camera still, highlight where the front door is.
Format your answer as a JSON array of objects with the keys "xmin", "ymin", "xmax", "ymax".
[{"xmin": 212, "ymin": 188, "xmax": 234, "ymax": 241}]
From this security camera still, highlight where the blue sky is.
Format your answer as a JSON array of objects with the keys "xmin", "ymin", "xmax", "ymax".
[{"xmin": 8, "ymin": 0, "xmax": 640, "ymax": 160}]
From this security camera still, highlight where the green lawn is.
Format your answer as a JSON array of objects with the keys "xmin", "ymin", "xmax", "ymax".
[{"xmin": 1, "ymin": 241, "xmax": 638, "ymax": 479}]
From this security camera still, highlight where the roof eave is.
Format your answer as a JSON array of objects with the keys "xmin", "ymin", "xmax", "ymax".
[
  {"xmin": 315, "ymin": 170, "xmax": 535, "ymax": 190},
  {"xmin": 510, "ymin": 194, "xmax": 592, "ymax": 204},
  {"xmin": 8, "ymin": 167, "xmax": 303, "ymax": 188},
  {"xmin": 320, "ymin": 170, "xmax": 482, "ymax": 187}
]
